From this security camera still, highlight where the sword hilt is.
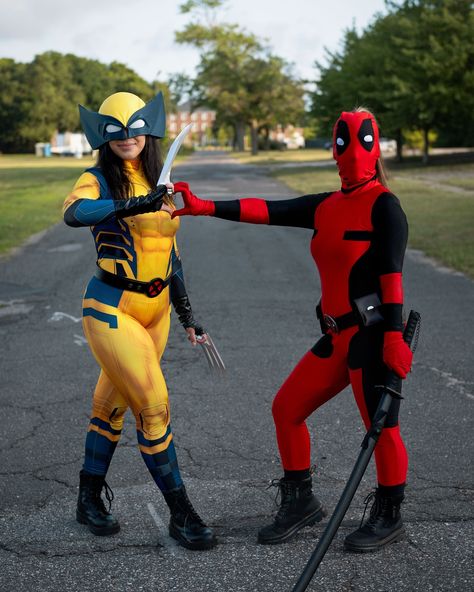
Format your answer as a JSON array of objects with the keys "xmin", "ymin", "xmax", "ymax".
[
  {"xmin": 382, "ymin": 310, "xmax": 421, "ymax": 398},
  {"xmin": 403, "ymin": 310, "xmax": 421, "ymax": 352}
]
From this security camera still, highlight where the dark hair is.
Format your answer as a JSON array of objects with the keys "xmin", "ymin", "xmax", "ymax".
[
  {"xmin": 353, "ymin": 106, "xmax": 389, "ymax": 187},
  {"xmin": 96, "ymin": 136, "xmax": 164, "ymax": 200}
]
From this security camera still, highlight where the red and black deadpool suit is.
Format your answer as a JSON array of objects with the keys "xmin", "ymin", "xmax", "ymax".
[{"xmin": 173, "ymin": 111, "xmax": 413, "ymax": 496}]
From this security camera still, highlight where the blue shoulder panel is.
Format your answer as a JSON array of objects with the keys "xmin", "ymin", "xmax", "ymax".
[{"xmin": 86, "ymin": 167, "xmax": 113, "ymax": 200}]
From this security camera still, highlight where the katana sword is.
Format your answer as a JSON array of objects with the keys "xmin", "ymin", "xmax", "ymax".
[
  {"xmin": 157, "ymin": 123, "xmax": 193, "ymax": 187},
  {"xmin": 291, "ymin": 310, "xmax": 421, "ymax": 592}
]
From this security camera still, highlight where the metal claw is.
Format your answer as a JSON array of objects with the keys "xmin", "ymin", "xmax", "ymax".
[
  {"xmin": 200, "ymin": 340, "xmax": 215, "ymax": 368},
  {"xmin": 197, "ymin": 333, "xmax": 226, "ymax": 375},
  {"xmin": 206, "ymin": 335, "xmax": 226, "ymax": 371}
]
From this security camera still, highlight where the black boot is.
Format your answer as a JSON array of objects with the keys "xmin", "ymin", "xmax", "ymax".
[
  {"xmin": 258, "ymin": 477, "xmax": 326, "ymax": 544},
  {"xmin": 76, "ymin": 470, "xmax": 120, "ymax": 536},
  {"xmin": 344, "ymin": 489, "xmax": 405, "ymax": 553},
  {"xmin": 163, "ymin": 486, "xmax": 217, "ymax": 550}
]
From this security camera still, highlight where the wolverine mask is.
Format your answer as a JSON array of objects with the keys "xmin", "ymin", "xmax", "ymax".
[
  {"xmin": 333, "ymin": 111, "xmax": 380, "ymax": 190},
  {"xmin": 79, "ymin": 91, "xmax": 166, "ymax": 150}
]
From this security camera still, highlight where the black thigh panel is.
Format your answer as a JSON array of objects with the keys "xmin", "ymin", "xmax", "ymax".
[
  {"xmin": 348, "ymin": 326, "xmax": 401, "ymax": 426},
  {"xmin": 311, "ymin": 334, "xmax": 334, "ymax": 358}
]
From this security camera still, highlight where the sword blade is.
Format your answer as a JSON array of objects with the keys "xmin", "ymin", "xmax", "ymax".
[{"xmin": 157, "ymin": 123, "xmax": 193, "ymax": 186}]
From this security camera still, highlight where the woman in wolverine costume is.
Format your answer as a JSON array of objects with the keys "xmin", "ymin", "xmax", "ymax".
[
  {"xmin": 172, "ymin": 108, "xmax": 413, "ymax": 552},
  {"xmin": 63, "ymin": 91, "xmax": 216, "ymax": 550}
]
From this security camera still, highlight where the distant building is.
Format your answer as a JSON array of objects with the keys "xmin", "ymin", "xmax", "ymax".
[
  {"xmin": 269, "ymin": 124, "xmax": 305, "ymax": 149},
  {"xmin": 168, "ymin": 101, "xmax": 216, "ymax": 146},
  {"xmin": 49, "ymin": 131, "xmax": 92, "ymax": 157}
]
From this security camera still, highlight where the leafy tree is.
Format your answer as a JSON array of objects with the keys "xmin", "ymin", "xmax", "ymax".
[
  {"xmin": 0, "ymin": 59, "xmax": 30, "ymax": 152},
  {"xmin": 386, "ymin": 0, "xmax": 474, "ymax": 161},
  {"xmin": 0, "ymin": 52, "xmax": 173, "ymax": 153},
  {"xmin": 176, "ymin": 0, "xmax": 305, "ymax": 153},
  {"xmin": 311, "ymin": 0, "xmax": 474, "ymax": 162}
]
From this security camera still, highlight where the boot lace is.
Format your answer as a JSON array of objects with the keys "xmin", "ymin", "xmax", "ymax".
[
  {"xmin": 86, "ymin": 480, "xmax": 114, "ymax": 514},
  {"xmin": 359, "ymin": 490, "xmax": 378, "ymax": 529},
  {"xmin": 359, "ymin": 489, "xmax": 396, "ymax": 531},
  {"xmin": 102, "ymin": 481, "xmax": 114, "ymax": 513},
  {"xmin": 181, "ymin": 490, "xmax": 205, "ymax": 526},
  {"xmin": 267, "ymin": 479, "xmax": 293, "ymax": 521}
]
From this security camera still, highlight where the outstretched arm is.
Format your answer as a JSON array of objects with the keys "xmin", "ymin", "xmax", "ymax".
[
  {"xmin": 372, "ymin": 192, "xmax": 413, "ymax": 378},
  {"xmin": 172, "ymin": 182, "xmax": 332, "ymax": 230},
  {"xmin": 63, "ymin": 172, "xmax": 168, "ymax": 228}
]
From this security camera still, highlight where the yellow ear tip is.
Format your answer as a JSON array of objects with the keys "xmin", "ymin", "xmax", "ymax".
[{"xmin": 98, "ymin": 92, "xmax": 146, "ymax": 126}]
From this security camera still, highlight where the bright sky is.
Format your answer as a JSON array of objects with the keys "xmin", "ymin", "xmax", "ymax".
[{"xmin": 0, "ymin": 0, "xmax": 388, "ymax": 83}]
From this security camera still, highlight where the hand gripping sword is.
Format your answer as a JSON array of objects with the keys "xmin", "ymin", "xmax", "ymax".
[
  {"xmin": 291, "ymin": 310, "xmax": 421, "ymax": 592},
  {"xmin": 159, "ymin": 124, "xmax": 226, "ymax": 375}
]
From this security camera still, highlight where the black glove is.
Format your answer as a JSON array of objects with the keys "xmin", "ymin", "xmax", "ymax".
[
  {"xmin": 171, "ymin": 295, "xmax": 205, "ymax": 334},
  {"xmin": 114, "ymin": 184, "xmax": 168, "ymax": 219}
]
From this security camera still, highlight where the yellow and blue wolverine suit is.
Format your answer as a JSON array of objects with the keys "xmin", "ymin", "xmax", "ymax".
[{"xmin": 64, "ymin": 161, "xmax": 187, "ymax": 492}]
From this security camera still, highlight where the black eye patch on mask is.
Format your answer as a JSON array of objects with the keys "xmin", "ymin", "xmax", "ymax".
[
  {"xmin": 335, "ymin": 120, "xmax": 351, "ymax": 155},
  {"xmin": 357, "ymin": 119, "xmax": 375, "ymax": 152}
]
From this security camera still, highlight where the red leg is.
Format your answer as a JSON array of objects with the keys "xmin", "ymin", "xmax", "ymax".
[
  {"xmin": 350, "ymin": 368, "xmax": 408, "ymax": 486},
  {"xmin": 272, "ymin": 331, "xmax": 354, "ymax": 470}
]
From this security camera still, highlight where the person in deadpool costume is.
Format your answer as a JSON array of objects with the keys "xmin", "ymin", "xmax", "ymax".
[{"xmin": 171, "ymin": 108, "xmax": 413, "ymax": 552}]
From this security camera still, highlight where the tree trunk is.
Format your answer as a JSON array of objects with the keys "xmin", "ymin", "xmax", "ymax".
[
  {"xmin": 422, "ymin": 127, "xmax": 429, "ymax": 165},
  {"xmin": 250, "ymin": 120, "xmax": 259, "ymax": 155},
  {"xmin": 262, "ymin": 125, "xmax": 270, "ymax": 150},
  {"xmin": 396, "ymin": 128, "xmax": 403, "ymax": 162},
  {"xmin": 235, "ymin": 120, "xmax": 245, "ymax": 152},
  {"xmin": 231, "ymin": 123, "xmax": 237, "ymax": 150}
]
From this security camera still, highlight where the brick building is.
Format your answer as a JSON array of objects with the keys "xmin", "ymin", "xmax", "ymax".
[{"xmin": 168, "ymin": 101, "xmax": 216, "ymax": 146}]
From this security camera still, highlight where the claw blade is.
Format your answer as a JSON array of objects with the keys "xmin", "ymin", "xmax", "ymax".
[{"xmin": 198, "ymin": 333, "xmax": 226, "ymax": 376}]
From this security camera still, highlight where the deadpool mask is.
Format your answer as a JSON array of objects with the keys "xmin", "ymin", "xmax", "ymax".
[{"xmin": 333, "ymin": 111, "xmax": 380, "ymax": 190}]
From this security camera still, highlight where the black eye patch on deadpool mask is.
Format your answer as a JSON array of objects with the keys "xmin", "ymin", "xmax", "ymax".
[
  {"xmin": 357, "ymin": 119, "xmax": 375, "ymax": 152},
  {"xmin": 335, "ymin": 120, "xmax": 351, "ymax": 155}
]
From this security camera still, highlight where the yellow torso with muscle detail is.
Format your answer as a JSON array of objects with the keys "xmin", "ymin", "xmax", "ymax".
[{"xmin": 64, "ymin": 160, "xmax": 180, "ymax": 282}]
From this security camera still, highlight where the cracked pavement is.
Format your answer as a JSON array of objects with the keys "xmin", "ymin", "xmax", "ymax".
[{"xmin": 0, "ymin": 151, "xmax": 473, "ymax": 591}]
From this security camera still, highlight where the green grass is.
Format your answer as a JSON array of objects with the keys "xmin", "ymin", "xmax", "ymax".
[
  {"xmin": 395, "ymin": 163, "xmax": 474, "ymax": 192},
  {"xmin": 231, "ymin": 148, "xmax": 331, "ymax": 166},
  {"xmin": 0, "ymin": 154, "xmax": 187, "ymax": 254},
  {"xmin": 0, "ymin": 155, "xmax": 96, "ymax": 253},
  {"xmin": 272, "ymin": 162, "xmax": 474, "ymax": 278}
]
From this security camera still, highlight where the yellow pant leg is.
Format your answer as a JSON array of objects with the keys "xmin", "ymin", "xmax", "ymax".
[
  {"xmin": 146, "ymin": 296, "xmax": 172, "ymax": 361},
  {"xmin": 82, "ymin": 292, "xmax": 183, "ymax": 490},
  {"xmin": 91, "ymin": 370, "xmax": 128, "ymax": 431},
  {"xmin": 83, "ymin": 303, "xmax": 170, "ymax": 437},
  {"xmin": 83, "ymin": 370, "xmax": 128, "ymax": 474}
]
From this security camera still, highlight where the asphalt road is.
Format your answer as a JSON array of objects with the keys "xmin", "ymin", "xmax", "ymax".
[{"xmin": 0, "ymin": 151, "xmax": 473, "ymax": 592}]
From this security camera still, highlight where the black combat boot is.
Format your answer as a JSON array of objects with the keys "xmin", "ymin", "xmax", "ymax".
[
  {"xmin": 258, "ymin": 477, "xmax": 326, "ymax": 544},
  {"xmin": 163, "ymin": 486, "xmax": 217, "ymax": 550},
  {"xmin": 344, "ymin": 489, "xmax": 405, "ymax": 552},
  {"xmin": 76, "ymin": 470, "xmax": 120, "ymax": 536}
]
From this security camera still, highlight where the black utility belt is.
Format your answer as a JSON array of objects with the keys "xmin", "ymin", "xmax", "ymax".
[
  {"xmin": 95, "ymin": 266, "xmax": 171, "ymax": 298},
  {"xmin": 317, "ymin": 293, "xmax": 384, "ymax": 334}
]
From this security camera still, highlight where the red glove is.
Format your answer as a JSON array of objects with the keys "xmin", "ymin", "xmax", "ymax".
[
  {"xmin": 383, "ymin": 331, "xmax": 413, "ymax": 379},
  {"xmin": 171, "ymin": 182, "xmax": 215, "ymax": 218}
]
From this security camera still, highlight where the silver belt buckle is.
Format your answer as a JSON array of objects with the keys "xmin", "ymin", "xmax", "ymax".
[{"xmin": 323, "ymin": 314, "xmax": 339, "ymax": 334}]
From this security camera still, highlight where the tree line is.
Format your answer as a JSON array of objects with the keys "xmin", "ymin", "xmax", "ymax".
[
  {"xmin": 310, "ymin": 0, "xmax": 474, "ymax": 161},
  {"xmin": 174, "ymin": 0, "xmax": 306, "ymax": 153},
  {"xmin": 0, "ymin": 53, "xmax": 170, "ymax": 153},
  {"xmin": 0, "ymin": 0, "xmax": 472, "ymax": 158}
]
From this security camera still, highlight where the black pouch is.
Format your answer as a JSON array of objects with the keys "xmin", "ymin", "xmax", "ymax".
[{"xmin": 353, "ymin": 293, "xmax": 384, "ymax": 327}]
